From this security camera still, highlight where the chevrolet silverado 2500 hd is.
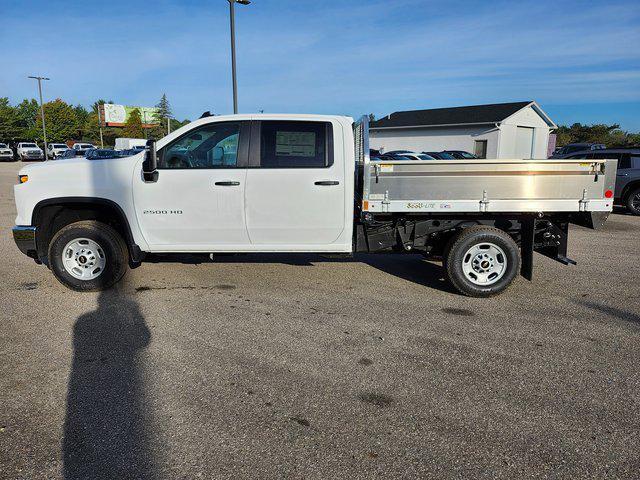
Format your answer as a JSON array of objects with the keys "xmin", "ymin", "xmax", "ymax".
[{"xmin": 12, "ymin": 114, "xmax": 617, "ymax": 297}]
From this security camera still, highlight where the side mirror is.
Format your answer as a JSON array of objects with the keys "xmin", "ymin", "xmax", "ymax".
[
  {"xmin": 212, "ymin": 146, "xmax": 224, "ymax": 164},
  {"xmin": 143, "ymin": 139, "xmax": 159, "ymax": 182}
]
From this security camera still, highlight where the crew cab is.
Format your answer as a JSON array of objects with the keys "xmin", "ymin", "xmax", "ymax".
[
  {"xmin": 12, "ymin": 114, "xmax": 617, "ymax": 297},
  {"xmin": 17, "ymin": 142, "xmax": 44, "ymax": 161}
]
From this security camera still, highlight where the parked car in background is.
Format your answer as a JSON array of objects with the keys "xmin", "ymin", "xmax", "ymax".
[
  {"xmin": 444, "ymin": 150, "xmax": 478, "ymax": 159},
  {"xmin": 57, "ymin": 149, "xmax": 77, "ymax": 160},
  {"xmin": 393, "ymin": 152, "xmax": 436, "ymax": 160},
  {"xmin": 423, "ymin": 151, "xmax": 456, "ymax": 159},
  {"xmin": 566, "ymin": 147, "xmax": 640, "ymax": 215},
  {"xmin": 85, "ymin": 149, "xmax": 120, "ymax": 160},
  {"xmin": 385, "ymin": 150, "xmax": 415, "ymax": 156},
  {"xmin": 370, "ymin": 149, "xmax": 400, "ymax": 161},
  {"xmin": 0, "ymin": 143, "xmax": 14, "ymax": 161},
  {"xmin": 72, "ymin": 143, "xmax": 96, "ymax": 156},
  {"xmin": 118, "ymin": 148, "xmax": 146, "ymax": 157},
  {"xmin": 17, "ymin": 142, "xmax": 44, "ymax": 161},
  {"xmin": 552, "ymin": 143, "xmax": 605, "ymax": 158},
  {"xmin": 47, "ymin": 143, "xmax": 70, "ymax": 159}
]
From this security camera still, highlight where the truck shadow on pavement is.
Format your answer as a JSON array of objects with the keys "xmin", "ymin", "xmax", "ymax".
[
  {"xmin": 63, "ymin": 284, "xmax": 156, "ymax": 480},
  {"xmin": 576, "ymin": 300, "xmax": 640, "ymax": 326},
  {"xmin": 205, "ymin": 252, "xmax": 455, "ymax": 293}
]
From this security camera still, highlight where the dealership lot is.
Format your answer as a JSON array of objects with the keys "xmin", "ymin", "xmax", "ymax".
[{"xmin": 0, "ymin": 162, "xmax": 638, "ymax": 479}]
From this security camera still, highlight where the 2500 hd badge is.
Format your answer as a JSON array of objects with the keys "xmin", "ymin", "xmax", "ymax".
[{"xmin": 143, "ymin": 210, "xmax": 183, "ymax": 215}]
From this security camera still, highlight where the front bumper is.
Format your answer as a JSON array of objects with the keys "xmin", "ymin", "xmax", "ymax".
[
  {"xmin": 12, "ymin": 226, "xmax": 38, "ymax": 258},
  {"xmin": 22, "ymin": 152, "xmax": 44, "ymax": 160}
]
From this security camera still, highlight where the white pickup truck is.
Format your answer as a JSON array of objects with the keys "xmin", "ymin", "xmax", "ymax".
[
  {"xmin": 12, "ymin": 114, "xmax": 617, "ymax": 297},
  {"xmin": 16, "ymin": 142, "xmax": 44, "ymax": 161}
]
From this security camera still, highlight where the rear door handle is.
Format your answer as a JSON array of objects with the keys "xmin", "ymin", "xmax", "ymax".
[
  {"xmin": 215, "ymin": 181, "xmax": 240, "ymax": 186},
  {"xmin": 314, "ymin": 181, "xmax": 339, "ymax": 186}
]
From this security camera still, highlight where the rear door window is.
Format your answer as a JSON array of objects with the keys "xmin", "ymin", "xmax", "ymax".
[
  {"xmin": 257, "ymin": 121, "xmax": 333, "ymax": 168},
  {"xmin": 618, "ymin": 153, "xmax": 632, "ymax": 169}
]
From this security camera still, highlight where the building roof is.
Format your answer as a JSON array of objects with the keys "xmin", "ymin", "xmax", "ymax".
[{"xmin": 370, "ymin": 101, "xmax": 553, "ymax": 129}]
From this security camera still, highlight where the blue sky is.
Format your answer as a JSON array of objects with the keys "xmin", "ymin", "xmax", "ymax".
[{"xmin": 2, "ymin": 0, "xmax": 639, "ymax": 130}]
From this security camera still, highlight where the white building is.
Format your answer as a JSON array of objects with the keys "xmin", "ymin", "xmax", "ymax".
[{"xmin": 370, "ymin": 101, "xmax": 556, "ymax": 159}]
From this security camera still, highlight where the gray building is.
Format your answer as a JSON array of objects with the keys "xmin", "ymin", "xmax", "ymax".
[{"xmin": 370, "ymin": 101, "xmax": 556, "ymax": 159}]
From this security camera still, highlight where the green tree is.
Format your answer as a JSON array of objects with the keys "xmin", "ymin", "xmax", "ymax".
[
  {"xmin": 15, "ymin": 98, "xmax": 40, "ymax": 139},
  {"xmin": 0, "ymin": 97, "xmax": 22, "ymax": 140},
  {"xmin": 555, "ymin": 123, "xmax": 639, "ymax": 148},
  {"xmin": 154, "ymin": 93, "xmax": 173, "ymax": 136},
  {"xmin": 92, "ymin": 99, "xmax": 114, "ymax": 114},
  {"xmin": 73, "ymin": 104, "xmax": 89, "ymax": 124},
  {"xmin": 123, "ymin": 108, "xmax": 144, "ymax": 138},
  {"xmin": 35, "ymin": 99, "xmax": 77, "ymax": 142}
]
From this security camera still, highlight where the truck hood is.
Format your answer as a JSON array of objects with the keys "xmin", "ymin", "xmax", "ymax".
[{"xmin": 18, "ymin": 153, "xmax": 143, "ymax": 178}]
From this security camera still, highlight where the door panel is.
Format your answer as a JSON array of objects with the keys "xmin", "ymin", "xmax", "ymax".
[
  {"xmin": 133, "ymin": 120, "xmax": 250, "ymax": 249},
  {"xmin": 134, "ymin": 170, "xmax": 248, "ymax": 247},
  {"xmin": 244, "ymin": 120, "xmax": 345, "ymax": 246},
  {"xmin": 245, "ymin": 167, "xmax": 345, "ymax": 245}
]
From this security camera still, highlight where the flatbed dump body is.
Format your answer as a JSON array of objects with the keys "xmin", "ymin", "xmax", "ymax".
[{"xmin": 354, "ymin": 117, "xmax": 617, "ymax": 215}]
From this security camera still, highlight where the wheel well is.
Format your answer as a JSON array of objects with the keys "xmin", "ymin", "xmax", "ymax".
[
  {"xmin": 621, "ymin": 181, "xmax": 640, "ymax": 201},
  {"xmin": 32, "ymin": 199, "xmax": 135, "ymax": 264}
]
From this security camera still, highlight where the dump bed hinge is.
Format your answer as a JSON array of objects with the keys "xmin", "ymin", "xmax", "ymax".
[
  {"xmin": 579, "ymin": 188, "xmax": 588, "ymax": 212},
  {"xmin": 479, "ymin": 190, "xmax": 490, "ymax": 212}
]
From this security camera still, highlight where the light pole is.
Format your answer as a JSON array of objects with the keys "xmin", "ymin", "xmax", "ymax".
[
  {"xmin": 96, "ymin": 104, "xmax": 104, "ymax": 148},
  {"xmin": 228, "ymin": 0, "xmax": 251, "ymax": 114},
  {"xmin": 28, "ymin": 76, "xmax": 50, "ymax": 160}
]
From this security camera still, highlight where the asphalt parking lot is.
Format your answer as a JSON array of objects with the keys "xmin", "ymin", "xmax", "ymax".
[{"xmin": 0, "ymin": 161, "xmax": 638, "ymax": 479}]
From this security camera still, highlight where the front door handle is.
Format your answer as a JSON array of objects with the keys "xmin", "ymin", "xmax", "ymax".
[
  {"xmin": 215, "ymin": 181, "xmax": 240, "ymax": 186},
  {"xmin": 315, "ymin": 181, "xmax": 339, "ymax": 186}
]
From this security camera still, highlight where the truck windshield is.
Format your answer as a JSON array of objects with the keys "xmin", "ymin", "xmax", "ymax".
[
  {"xmin": 0, "ymin": 144, "xmax": 7, "ymax": 148},
  {"xmin": 22, "ymin": 143, "xmax": 37, "ymax": 148}
]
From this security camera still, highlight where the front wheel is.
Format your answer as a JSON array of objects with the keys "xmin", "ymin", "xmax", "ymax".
[
  {"xmin": 444, "ymin": 226, "xmax": 520, "ymax": 297},
  {"xmin": 48, "ymin": 220, "xmax": 129, "ymax": 291},
  {"xmin": 625, "ymin": 187, "xmax": 640, "ymax": 216}
]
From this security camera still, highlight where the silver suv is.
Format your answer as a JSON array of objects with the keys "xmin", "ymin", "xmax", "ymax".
[{"xmin": 567, "ymin": 148, "xmax": 640, "ymax": 215}]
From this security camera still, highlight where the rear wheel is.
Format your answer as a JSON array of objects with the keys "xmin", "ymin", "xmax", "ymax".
[
  {"xmin": 48, "ymin": 220, "xmax": 129, "ymax": 291},
  {"xmin": 444, "ymin": 226, "xmax": 520, "ymax": 297},
  {"xmin": 625, "ymin": 187, "xmax": 640, "ymax": 216}
]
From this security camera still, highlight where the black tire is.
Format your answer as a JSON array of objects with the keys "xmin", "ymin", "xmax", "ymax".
[
  {"xmin": 444, "ymin": 226, "xmax": 520, "ymax": 297},
  {"xmin": 48, "ymin": 220, "xmax": 129, "ymax": 291},
  {"xmin": 625, "ymin": 187, "xmax": 640, "ymax": 216}
]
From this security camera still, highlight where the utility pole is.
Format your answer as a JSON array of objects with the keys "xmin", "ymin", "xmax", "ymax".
[
  {"xmin": 228, "ymin": 0, "xmax": 251, "ymax": 114},
  {"xmin": 142, "ymin": 110, "xmax": 147, "ymax": 139},
  {"xmin": 96, "ymin": 104, "xmax": 104, "ymax": 148},
  {"xmin": 167, "ymin": 116, "xmax": 171, "ymax": 135},
  {"xmin": 28, "ymin": 76, "xmax": 50, "ymax": 160}
]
